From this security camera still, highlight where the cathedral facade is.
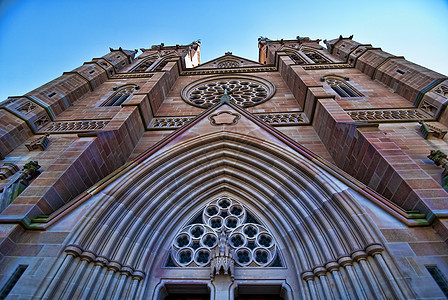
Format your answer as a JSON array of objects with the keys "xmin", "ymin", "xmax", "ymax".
[{"xmin": 0, "ymin": 35, "xmax": 448, "ymax": 299}]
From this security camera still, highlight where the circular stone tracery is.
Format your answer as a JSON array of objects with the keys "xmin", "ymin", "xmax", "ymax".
[
  {"xmin": 181, "ymin": 75, "xmax": 276, "ymax": 108},
  {"xmin": 171, "ymin": 196, "xmax": 278, "ymax": 268}
]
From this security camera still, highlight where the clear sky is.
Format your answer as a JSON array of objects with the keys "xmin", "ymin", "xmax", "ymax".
[{"xmin": 0, "ymin": 0, "xmax": 447, "ymax": 101}]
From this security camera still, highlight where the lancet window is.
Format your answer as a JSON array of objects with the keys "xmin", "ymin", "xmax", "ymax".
[
  {"xmin": 325, "ymin": 77, "xmax": 363, "ymax": 98},
  {"xmin": 284, "ymin": 50, "xmax": 305, "ymax": 65},
  {"xmin": 102, "ymin": 84, "xmax": 139, "ymax": 106},
  {"xmin": 130, "ymin": 56, "xmax": 157, "ymax": 72},
  {"xmin": 153, "ymin": 60, "xmax": 169, "ymax": 71},
  {"xmin": 288, "ymin": 53, "xmax": 305, "ymax": 64},
  {"xmin": 302, "ymin": 49, "xmax": 331, "ymax": 63},
  {"xmin": 168, "ymin": 196, "xmax": 282, "ymax": 270}
]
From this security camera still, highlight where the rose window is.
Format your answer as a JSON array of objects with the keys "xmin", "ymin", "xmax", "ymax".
[
  {"xmin": 169, "ymin": 196, "xmax": 281, "ymax": 268},
  {"xmin": 181, "ymin": 75, "xmax": 275, "ymax": 109}
]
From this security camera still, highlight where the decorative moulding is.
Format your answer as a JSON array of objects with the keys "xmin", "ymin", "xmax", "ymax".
[
  {"xmin": 25, "ymin": 134, "xmax": 50, "ymax": 151},
  {"xmin": 209, "ymin": 111, "xmax": 241, "ymax": 126}
]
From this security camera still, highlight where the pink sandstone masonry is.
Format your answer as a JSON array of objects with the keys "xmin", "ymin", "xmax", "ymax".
[{"xmin": 0, "ymin": 37, "xmax": 447, "ymax": 299}]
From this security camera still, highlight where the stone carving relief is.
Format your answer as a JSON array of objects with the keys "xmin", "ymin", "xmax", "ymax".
[
  {"xmin": 427, "ymin": 150, "xmax": 448, "ymax": 191},
  {"xmin": 182, "ymin": 75, "xmax": 275, "ymax": 108},
  {"xmin": 302, "ymin": 64, "xmax": 351, "ymax": 70},
  {"xmin": 43, "ymin": 120, "xmax": 109, "ymax": 132},
  {"xmin": 419, "ymin": 121, "xmax": 447, "ymax": 139},
  {"xmin": 257, "ymin": 112, "xmax": 306, "ymax": 125},
  {"xmin": 25, "ymin": 134, "xmax": 50, "ymax": 151},
  {"xmin": 434, "ymin": 84, "xmax": 448, "ymax": 98},
  {"xmin": 169, "ymin": 196, "xmax": 280, "ymax": 272},
  {"xmin": 112, "ymin": 73, "xmax": 153, "ymax": 79},
  {"xmin": 420, "ymin": 100, "xmax": 439, "ymax": 117},
  {"xmin": 148, "ymin": 113, "xmax": 307, "ymax": 130},
  {"xmin": 149, "ymin": 117, "xmax": 194, "ymax": 129},
  {"xmin": 0, "ymin": 161, "xmax": 41, "ymax": 213},
  {"xmin": 348, "ymin": 109, "xmax": 432, "ymax": 122},
  {"xmin": 34, "ymin": 115, "xmax": 50, "ymax": 129},
  {"xmin": 17, "ymin": 101, "xmax": 37, "ymax": 114},
  {"xmin": 209, "ymin": 111, "xmax": 241, "ymax": 126},
  {"xmin": 0, "ymin": 163, "xmax": 19, "ymax": 180}
]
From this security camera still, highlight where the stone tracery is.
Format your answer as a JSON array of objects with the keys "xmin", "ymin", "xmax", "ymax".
[
  {"xmin": 181, "ymin": 75, "xmax": 275, "ymax": 108},
  {"xmin": 170, "ymin": 196, "xmax": 279, "ymax": 269}
]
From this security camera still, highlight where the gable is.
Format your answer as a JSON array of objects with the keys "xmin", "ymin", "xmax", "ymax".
[{"xmin": 194, "ymin": 54, "xmax": 263, "ymax": 69}]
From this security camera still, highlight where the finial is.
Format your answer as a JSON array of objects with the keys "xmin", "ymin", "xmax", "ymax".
[{"xmin": 220, "ymin": 89, "xmax": 231, "ymax": 103}]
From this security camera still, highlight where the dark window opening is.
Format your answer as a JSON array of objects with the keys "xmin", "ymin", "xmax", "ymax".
[
  {"xmin": 397, "ymin": 69, "xmax": 405, "ymax": 75},
  {"xmin": 0, "ymin": 265, "xmax": 28, "ymax": 299},
  {"xmin": 427, "ymin": 266, "xmax": 448, "ymax": 297},
  {"xmin": 303, "ymin": 50, "xmax": 330, "ymax": 63},
  {"xmin": 326, "ymin": 78, "xmax": 362, "ymax": 98},
  {"xmin": 47, "ymin": 92, "xmax": 56, "ymax": 97},
  {"xmin": 164, "ymin": 284, "xmax": 210, "ymax": 300},
  {"xmin": 236, "ymin": 285, "xmax": 283, "ymax": 300},
  {"xmin": 89, "ymin": 70, "xmax": 95, "ymax": 74},
  {"xmin": 103, "ymin": 86, "xmax": 137, "ymax": 106},
  {"xmin": 131, "ymin": 58, "xmax": 157, "ymax": 73},
  {"xmin": 154, "ymin": 60, "xmax": 169, "ymax": 71},
  {"xmin": 288, "ymin": 53, "xmax": 305, "ymax": 65}
]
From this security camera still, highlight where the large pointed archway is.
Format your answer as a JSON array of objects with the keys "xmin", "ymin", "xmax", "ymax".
[{"xmin": 39, "ymin": 103, "xmax": 414, "ymax": 299}]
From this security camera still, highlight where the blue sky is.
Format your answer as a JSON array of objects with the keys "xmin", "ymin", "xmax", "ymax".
[{"xmin": 0, "ymin": 0, "xmax": 447, "ymax": 101}]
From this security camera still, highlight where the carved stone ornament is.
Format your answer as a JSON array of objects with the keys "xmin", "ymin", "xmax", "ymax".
[
  {"xmin": 25, "ymin": 134, "xmax": 50, "ymax": 151},
  {"xmin": 210, "ymin": 231, "xmax": 235, "ymax": 279},
  {"xmin": 0, "ymin": 163, "xmax": 20, "ymax": 180},
  {"xmin": 181, "ymin": 75, "xmax": 276, "ymax": 108},
  {"xmin": 419, "ymin": 121, "xmax": 447, "ymax": 139},
  {"xmin": 209, "ymin": 111, "xmax": 241, "ymax": 126},
  {"xmin": 169, "ymin": 196, "xmax": 280, "ymax": 273}
]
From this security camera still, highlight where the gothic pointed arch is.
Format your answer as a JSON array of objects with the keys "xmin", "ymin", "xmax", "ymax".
[
  {"xmin": 101, "ymin": 84, "xmax": 139, "ymax": 106},
  {"xmin": 301, "ymin": 47, "xmax": 331, "ymax": 63},
  {"xmin": 152, "ymin": 54, "xmax": 177, "ymax": 71},
  {"xmin": 283, "ymin": 49, "xmax": 306, "ymax": 65},
  {"xmin": 321, "ymin": 74, "xmax": 363, "ymax": 98},
  {"xmin": 130, "ymin": 55, "xmax": 158, "ymax": 72},
  {"xmin": 38, "ymin": 103, "xmax": 415, "ymax": 299}
]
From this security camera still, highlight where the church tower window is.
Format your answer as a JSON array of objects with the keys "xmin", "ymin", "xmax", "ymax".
[
  {"xmin": 324, "ymin": 77, "xmax": 363, "ymax": 98},
  {"xmin": 302, "ymin": 49, "xmax": 330, "ymax": 63},
  {"xmin": 288, "ymin": 52, "xmax": 305, "ymax": 64},
  {"xmin": 130, "ymin": 56, "xmax": 157, "ymax": 72},
  {"xmin": 153, "ymin": 59, "xmax": 169, "ymax": 71},
  {"xmin": 102, "ymin": 84, "xmax": 139, "ymax": 106}
]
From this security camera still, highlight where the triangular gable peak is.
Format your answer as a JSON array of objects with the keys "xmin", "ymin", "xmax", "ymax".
[{"xmin": 194, "ymin": 53, "xmax": 263, "ymax": 69}]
